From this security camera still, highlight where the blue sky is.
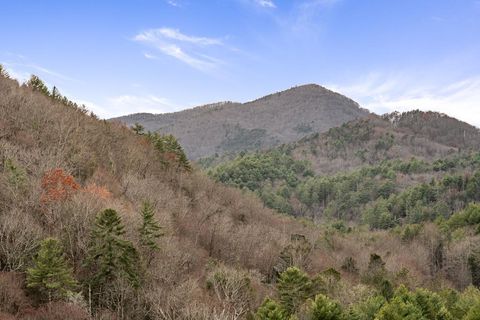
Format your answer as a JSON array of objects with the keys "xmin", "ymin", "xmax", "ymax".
[{"xmin": 1, "ymin": 0, "xmax": 479, "ymax": 125}]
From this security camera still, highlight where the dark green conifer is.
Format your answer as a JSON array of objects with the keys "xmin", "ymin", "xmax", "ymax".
[
  {"xmin": 86, "ymin": 209, "xmax": 140, "ymax": 289},
  {"xmin": 51, "ymin": 86, "xmax": 62, "ymax": 100},
  {"xmin": 0, "ymin": 64, "xmax": 9, "ymax": 78},
  {"xmin": 468, "ymin": 250, "xmax": 480, "ymax": 288},
  {"xmin": 277, "ymin": 267, "xmax": 313, "ymax": 315},
  {"xmin": 307, "ymin": 294, "xmax": 344, "ymax": 320},
  {"xmin": 139, "ymin": 201, "xmax": 163, "ymax": 263},
  {"xmin": 26, "ymin": 75, "xmax": 50, "ymax": 96},
  {"xmin": 26, "ymin": 237, "xmax": 77, "ymax": 302},
  {"xmin": 255, "ymin": 298, "xmax": 288, "ymax": 320}
]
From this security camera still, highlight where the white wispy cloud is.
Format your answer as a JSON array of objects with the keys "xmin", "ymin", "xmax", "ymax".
[
  {"xmin": 107, "ymin": 94, "xmax": 181, "ymax": 116},
  {"xmin": 327, "ymin": 73, "xmax": 480, "ymax": 127},
  {"xmin": 166, "ymin": 0, "xmax": 180, "ymax": 7},
  {"xmin": 143, "ymin": 53, "xmax": 158, "ymax": 59},
  {"xmin": 295, "ymin": 0, "xmax": 342, "ymax": 27},
  {"xmin": 38, "ymin": 94, "xmax": 179, "ymax": 119},
  {"xmin": 255, "ymin": 0, "xmax": 276, "ymax": 8},
  {"xmin": 152, "ymin": 28, "xmax": 223, "ymax": 46},
  {"xmin": 266, "ymin": 0, "xmax": 342, "ymax": 38},
  {"xmin": 133, "ymin": 28, "xmax": 224, "ymax": 72},
  {"xmin": 1, "ymin": 61, "xmax": 76, "ymax": 82}
]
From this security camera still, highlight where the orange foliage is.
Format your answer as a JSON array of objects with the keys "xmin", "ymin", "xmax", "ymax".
[
  {"xmin": 40, "ymin": 168, "xmax": 80, "ymax": 204},
  {"xmin": 83, "ymin": 183, "xmax": 112, "ymax": 199}
]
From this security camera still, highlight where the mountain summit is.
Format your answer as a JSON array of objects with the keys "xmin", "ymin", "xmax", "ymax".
[{"xmin": 112, "ymin": 84, "xmax": 370, "ymax": 159}]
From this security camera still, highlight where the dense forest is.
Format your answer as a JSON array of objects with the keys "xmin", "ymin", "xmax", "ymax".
[
  {"xmin": 1, "ymin": 66, "xmax": 480, "ymax": 319},
  {"xmin": 208, "ymin": 148, "xmax": 480, "ymax": 229}
]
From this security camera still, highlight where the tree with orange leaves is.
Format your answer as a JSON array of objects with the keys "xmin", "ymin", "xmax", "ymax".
[{"xmin": 40, "ymin": 168, "xmax": 79, "ymax": 204}]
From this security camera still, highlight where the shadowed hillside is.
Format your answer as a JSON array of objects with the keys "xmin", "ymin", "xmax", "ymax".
[{"xmin": 112, "ymin": 84, "xmax": 370, "ymax": 159}]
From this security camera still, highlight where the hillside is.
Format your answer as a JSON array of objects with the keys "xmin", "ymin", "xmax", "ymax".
[
  {"xmin": 203, "ymin": 108, "xmax": 480, "ymax": 173},
  {"xmin": 289, "ymin": 111, "xmax": 480, "ymax": 176},
  {"xmin": 0, "ymin": 71, "xmax": 298, "ymax": 318},
  {"xmin": 1, "ymin": 69, "xmax": 480, "ymax": 320},
  {"xmin": 208, "ymin": 111, "xmax": 480, "ymax": 223},
  {"xmin": 112, "ymin": 84, "xmax": 370, "ymax": 159}
]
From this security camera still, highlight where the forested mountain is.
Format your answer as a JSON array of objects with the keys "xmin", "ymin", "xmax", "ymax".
[
  {"xmin": 2, "ymin": 67, "xmax": 480, "ymax": 320},
  {"xmin": 207, "ymin": 111, "xmax": 480, "ymax": 223},
  {"xmin": 288, "ymin": 111, "xmax": 480, "ymax": 175},
  {"xmin": 112, "ymin": 84, "xmax": 370, "ymax": 160}
]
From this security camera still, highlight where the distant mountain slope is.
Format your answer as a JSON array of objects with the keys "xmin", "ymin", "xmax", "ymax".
[
  {"xmin": 206, "ymin": 110, "xmax": 480, "ymax": 224},
  {"xmin": 203, "ymin": 111, "xmax": 480, "ymax": 176},
  {"xmin": 383, "ymin": 110, "xmax": 480, "ymax": 149},
  {"xmin": 289, "ymin": 111, "xmax": 479, "ymax": 175},
  {"xmin": 112, "ymin": 84, "xmax": 370, "ymax": 159}
]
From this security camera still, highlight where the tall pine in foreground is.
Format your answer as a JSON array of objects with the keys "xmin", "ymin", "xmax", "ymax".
[
  {"xmin": 277, "ymin": 267, "xmax": 314, "ymax": 315},
  {"xmin": 26, "ymin": 237, "xmax": 77, "ymax": 302},
  {"xmin": 86, "ymin": 209, "xmax": 140, "ymax": 291},
  {"xmin": 139, "ymin": 201, "xmax": 163, "ymax": 264}
]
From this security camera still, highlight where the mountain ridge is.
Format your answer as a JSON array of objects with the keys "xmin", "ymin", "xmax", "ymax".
[{"xmin": 112, "ymin": 84, "xmax": 370, "ymax": 159}]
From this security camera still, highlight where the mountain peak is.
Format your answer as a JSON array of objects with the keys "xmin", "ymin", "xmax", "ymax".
[{"xmin": 113, "ymin": 84, "xmax": 369, "ymax": 159}]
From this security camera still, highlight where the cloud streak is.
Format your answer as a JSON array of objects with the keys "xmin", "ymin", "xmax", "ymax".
[
  {"xmin": 107, "ymin": 94, "xmax": 181, "ymax": 116},
  {"xmin": 133, "ymin": 28, "xmax": 224, "ymax": 72},
  {"xmin": 166, "ymin": 0, "xmax": 180, "ymax": 7},
  {"xmin": 1, "ymin": 61, "xmax": 76, "ymax": 82},
  {"xmin": 152, "ymin": 28, "xmax": 223, "ymax": 46},
  {"xmin": 255, "ymin": 0, "xmax": 276, "ymax": 8}
]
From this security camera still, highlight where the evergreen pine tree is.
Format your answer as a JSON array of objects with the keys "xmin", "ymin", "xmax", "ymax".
[
  {"xmin": 306, "ymin": 294, "xmax": 344, "ymax": 320},
  {"xmin": 26, "ymin": 237, "xmax": 77, "ymax": 302},
  {"xmin": 468, "ymin": 250, "xmax": 480, "ymax": 288},
  {"xmin": 147, "ymin": 133, "xmax": 191, "ymax": 170},
  {"xmin": 375, "ymin": 296, "xmax": 426, "ymax": 320},
  {"xmin": 163, "ymin": 134, "xmax": 191, "ymax": 171},
  {"xmin": 139, "ymin": 201, "xmax": 163, "ymax": 263},
  {"xmin": 277, "ymin": 267, "xmax": 313, "ymax": 315},
  {"xmin": 413, "ymin": 288, "xmax": 453, "ymax": 320},
  {"xmin": 255, "ymin": 298, "xmax": 288, "ymax": 320},
  {"xmin": 464, "ymin": 302, "xmax": 480, "ymax": 320},
  {"xmin": 347, "ymin": 295, "xmax": 385, "ymax": 320},
  {"xmin": 139, "ymin": 201, "xmax": 163, "ymax": 248},
  {"xmin": 26, "ymin": 75, "xmax": 50, "ymax": 96},
  {"xmin": 86, "ymin": 209, "xmax": 140, "ymax": 289},
  {"xmin": 51, "ymin": 86, "xmax": 62, "ymax": 100},
  {"xmin": 0, "ymin": 64, "xmax": 9, "ymax": 78}
]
